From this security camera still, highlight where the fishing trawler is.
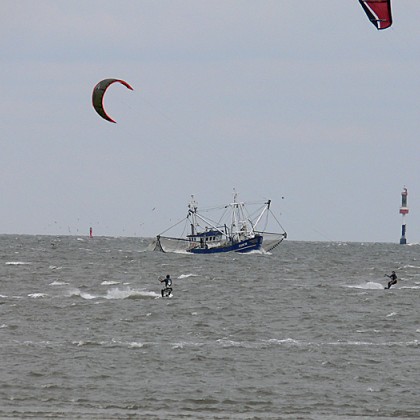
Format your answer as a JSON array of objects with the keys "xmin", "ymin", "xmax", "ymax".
[{"xmin": 153, "ymin": 192, "xmax": 287, "ymax": 254}]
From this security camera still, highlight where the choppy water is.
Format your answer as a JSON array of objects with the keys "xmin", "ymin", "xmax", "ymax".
[{"xmin": 0, "ymin": 235, "xmax": 419, "ymax": 419}]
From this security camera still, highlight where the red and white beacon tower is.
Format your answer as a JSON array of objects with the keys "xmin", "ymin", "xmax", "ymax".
[{"xmin": 399, "ymin": 187, "xmax": 409, "ymax": 244}]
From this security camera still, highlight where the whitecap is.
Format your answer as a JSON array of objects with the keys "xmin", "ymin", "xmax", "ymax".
[
  {"xmin": 5, "ymin": 261, "xmax": 31, "ymax": 266},
  {"xmin": 347, "ymin": 282, "xmax": 383, "ymax": 290},
  {"xmin": 80, "ymin": 292, "xmax": 97, "ymax": 300},
  {"xmin": 104, "ymin": 287, "xmax": 159, "ymax": 300},
  {"xmin": 66, "ymin": 288, "xmax": 98, "ymax": 300},
  {"xmin": 28, "ymin": 293, "xmax": 48, "ymax": 298},
  {"xmin": 66, "ymin": 288, "xmax": 82, "ymax": 298},
  {"xmin": 172, "ymin": 341, "xmax": 204, "ymax": 349},
  {"xmin": 49, "ymin": 280, "xmax": 69, "ymax": 286},
  {"xmin": 178, "ymin": 273, "xmax": 198, "ymax": 279},
  {"xmin": 356, "ymin": 329, "xmax": 380, "ymax": 334},
  {"xmin": 128, "ymin": 342, "xmax": 144, "ymax": 348},
  {"xmin": 216, "ymin": 339, "xmax": 242, "ymax": 347},
  {"xmin": 101, "ymin": 280, "xmax": 120, "ymax": 286},
  {"xmin": 265, "ymin": 338, "xmax": 300, "ymax": 346},
  {"xmin": 66, "ymin": 286, "xmax": 159, "ymax": 300},
  {"xmin": 73, "ymin": 340, "xmax": 103, "ymax": 347}
]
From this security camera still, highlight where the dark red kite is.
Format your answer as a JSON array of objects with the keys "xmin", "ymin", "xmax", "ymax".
[
  {"xmin": 359, "ymin": 0, "xmax": 392, "ymax": 30},
  {"xmin": 92, "ymin": 78, "xmax": 134, "ymax": 123}
]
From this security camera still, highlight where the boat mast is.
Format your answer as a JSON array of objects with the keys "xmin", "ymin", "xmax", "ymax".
[
  {"xmin": 231, "ymin": 190, "xmax": 262, "ymax": 240},
  {"xmin": 188, "ymin": 195, "xmax": 227, "ymax": 237},
  {"xmin": 230, "ymin": 191, "xmax": 239, "ymax": 240},
  {"xmin": 188, "ymin": 195, "xmax": 198, "ymax": 236}
]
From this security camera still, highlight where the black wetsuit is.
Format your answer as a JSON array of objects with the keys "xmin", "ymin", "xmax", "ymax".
[
  {"xmin": 161, "ymin": 277, "xmax": 173, "ymax": 296},
  {"xmin": 385, "ymin": 272, "xmax": 397, "ymax": 289}
]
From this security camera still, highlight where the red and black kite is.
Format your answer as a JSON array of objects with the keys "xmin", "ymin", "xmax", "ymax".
[
  {"xmin": 359, "ymin": 0, "xmax": 392, "ymax": 30},
  {"xmin": 92, "ymin": 78, "xmax": 133, "ymax": 123}
]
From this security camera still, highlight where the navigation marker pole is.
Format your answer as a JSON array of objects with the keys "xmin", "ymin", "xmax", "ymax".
[{"xmin": 399, "ymin": 187, "xmax": 409, "ymax": 244}]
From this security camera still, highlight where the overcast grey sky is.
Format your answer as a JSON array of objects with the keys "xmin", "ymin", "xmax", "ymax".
[{"xmin": 1, "ymin": 1, "xmax": 420, "ymax": 242}]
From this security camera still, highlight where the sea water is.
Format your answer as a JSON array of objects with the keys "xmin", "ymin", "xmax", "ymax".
[{"xmin": 0, "ymin": 235, "xmax": 419, "ymax": 419}]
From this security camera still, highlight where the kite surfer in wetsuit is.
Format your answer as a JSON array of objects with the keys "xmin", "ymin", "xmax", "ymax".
[
  {"xmin": 384, "ymin": 271, "xmax": 397, "ymax": 289},
  {"xmin": 160, "ymin": 274, "xmax": 173, "ymax": 297}
]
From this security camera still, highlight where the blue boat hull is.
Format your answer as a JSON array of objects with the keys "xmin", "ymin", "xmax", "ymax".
[{"xmin": 189, "ymin": 235, "xmax": 263, "ymax": 254}]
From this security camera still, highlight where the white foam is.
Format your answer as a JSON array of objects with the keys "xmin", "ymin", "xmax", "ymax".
[
  {"xmin": 245, "ymin": 249, "xmax": 264, "ymax": 255},
  {"xmin": 80, "ymin": 292, "xmax": 97, "ymax": 300},
  {"xmin": 265, "ymin": 338, "xmax": 300, "ymax": 346},
  {"xmin": 66, "ymin": 288, "xmax": 97, "ymax": 300},
  {"xmin": 105, "ymin": 287, "xmax": 159, "ymax": 299},
  {"xmin": 172, "ymin": 341, "xmax": 204, "ymax": 349},
  {"xmin": 5, "ymin": 261, "xmax": 31, "ymax": 265},
  {"xmin": 128, "ymin": 342, "xmax": 144, "ymax": 348},
  {"xmin": 347, "ymin": 282, "xmax": 384, "ymax": 290},
  {"xmin": 101, "ymin": 280, "xmax": 120, "ymax": 285},
  {"xmin": 170, "ymin": 249, "xmax": 190, "ymax": 255},
  {"xmin": 216, "ymin": 339, "xmax": 243, "ymax": 347},
  {"xmin": 66, "ymin": 286, "xmax": 160, "ymax": 300},
  {"xmin": 28, "ymin": 293, "xmax": 48, "ymax": 298},
  {"xmin": 178, "ymin": 273, "xmax": 197, "ymax": 279}
]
